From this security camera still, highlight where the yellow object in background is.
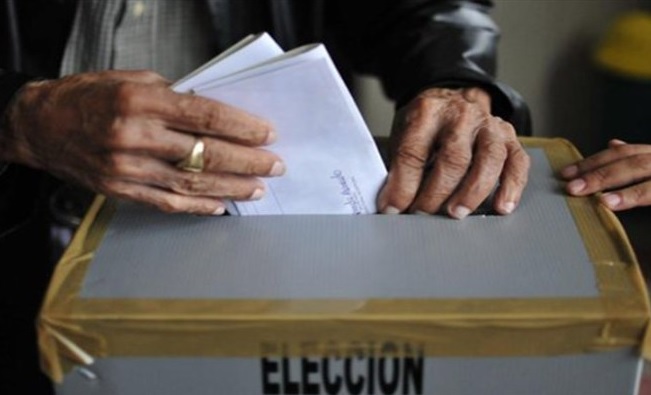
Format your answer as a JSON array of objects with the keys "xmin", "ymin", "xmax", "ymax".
[{"xmin": 595, "ymin": 10, "xmax": 651, "ymax": 79}]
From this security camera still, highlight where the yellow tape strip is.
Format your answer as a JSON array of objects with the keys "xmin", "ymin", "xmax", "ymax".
[
  {"xmin": 523, "ymin": 137, "xmax": 651, "ymax": 358},
  {"xmin": 38, "ymin": 137, "xmax": 651, "ymax": 382}
]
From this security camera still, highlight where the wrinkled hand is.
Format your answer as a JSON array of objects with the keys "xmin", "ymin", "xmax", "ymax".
[
  {"xmin": 377, "ymin": 87, "xmax": 530, "ymax": 219},
  {"xmin": 561, "ymin": 139, "xmax": 651, "ymax": 211},
  {"xmin": 0, "ymin": 70, "xmax": 285, "ymax": 215}
]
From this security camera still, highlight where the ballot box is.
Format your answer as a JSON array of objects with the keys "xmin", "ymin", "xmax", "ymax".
[{"xmin": 38, "ymin": 137, "xmax": 651, "ymax": 395}]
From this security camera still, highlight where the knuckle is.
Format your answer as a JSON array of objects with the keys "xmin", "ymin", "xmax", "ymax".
[
  {"xmin": 114, "ymin": 82, "xmax": 143, "ymax": 113},
  {"xmin": 420, "ymin": 172, "xmax": 462, "ymax": 205},
  {"xmin": 107, "ymin": 121, "xmax": 133, "ymax": 149},
  {"xmin": 176, "ymin": 96, "xmax": 223, "ymax": 133},
  {"xmin": 480, "ymin": 140, "xmax": 508, "ymax": 161},
  {"xmin": 438, "ymin": 169, "xmax": 464, "ymax": 190},
  {"xmin": 189, "ymin": 99, "xmax": 223, "ymax": 132},
  {"xmin": 437, "ymin": 149, "xmax": 471, "ymax": 173},
  {"xmin": 199, "ymin": 103, "xmax": 223, "ymax": 132},
  {"xmin": 452, "ymin": 101, "xmax": 474, "ymax": 122},
  {"xmin": 588, "ymin": 166, "xmax": 611, "ymax": 185},
  {"xmin": 395, "ymin": 145, "xmax": 429, "ymax": 170},
  {"xmin": 495, "ymin": 118, "xmax": 517, "ymax": 137},
  {"xmin": 403, "ymin": 96, "xmax": 441, "ymax": 126},
  {"xmin": 516, "ymin": 148, "xmax": 532, "ymax": 166},
  {"xmin": 631, "ymin": 185, "xmax": 647, "ymax": 202},
  {"xmin": 620, "ymin": 185, "xmax": 648, "ymax": 208},
  {"xmin": 613, "ymin": 144, "xmax": 635, "ymax": 156},
  {"xmin": 411, "ymin": 95, "xmax": 436, "ymax": 113},
  {"xmin": 104, "ymin": 153, "xmax": 128, "ymax": 176},
  {"xmin": 157, "ymin": 197, "xmax": 186, "ymax": 214},
  {"xmin": 138, "ymin": 70, "xmax": 165, "ymax": 82},
  {"xmin": 440, "ymin": 130, "xmax": 465, "ymax": 146},
  {"xmin": 205, "ymin": 145, "xmax": 231, "ymax": 170},
  {"xmin": 171, "ymin": 173, "xmax": 205, "ymax": 194}
]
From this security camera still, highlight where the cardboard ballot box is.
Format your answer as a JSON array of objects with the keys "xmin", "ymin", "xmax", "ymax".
[{"xmin": 39, "ymin": 137, "xmax": 651, "ymax": 395}]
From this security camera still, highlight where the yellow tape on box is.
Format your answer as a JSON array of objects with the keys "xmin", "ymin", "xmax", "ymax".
[{"xmin": 38, "ymin": 137, "xmax": 651, "ymax": 384}]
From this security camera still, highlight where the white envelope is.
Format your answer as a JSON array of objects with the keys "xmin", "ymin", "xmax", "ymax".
[
  {"xmin": 175, "ymin": 34, "xmax": 387, "ymax": 215},
  {"xmin": 172, "ymin": 32, "xmax": 284, "ymax": 93}
]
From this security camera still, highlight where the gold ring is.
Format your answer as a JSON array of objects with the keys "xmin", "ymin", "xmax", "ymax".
[{"xmin": 176, "ymin": 138, "xmax": 205, "ymax": 172}]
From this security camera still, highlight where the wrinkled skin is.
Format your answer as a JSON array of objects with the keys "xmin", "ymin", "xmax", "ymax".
[
  {"xmin": 377, "ymin": 87, "xmax": 530, "ymax": 219},
  {"xmin": 0, "ymin": 71, "xmax": 285, "ymax": 215},
  {"xmin": 1, "ymin": 72, "xmax": 530, "ymax": 218},
  {"xmin": 561, "ymin": 139, "xmax": 651, "ymax": 211}
]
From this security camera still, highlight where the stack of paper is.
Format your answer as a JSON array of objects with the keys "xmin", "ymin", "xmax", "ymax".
[{"xmin": 173, "ymin": 33, "xmax": 387, "ymax": 215}]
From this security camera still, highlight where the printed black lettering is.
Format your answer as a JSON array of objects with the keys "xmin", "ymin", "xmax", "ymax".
[
  {"xmin": 261, "ymin": 357, "xmax": 280, "ymax": 395},
  {"xmin": 282, "ymin": 357, "xmax": 300, "ymax": 394},
  {"xmin": 260, "ymin": 341, "xmax": 425, "ymax": 395},
  {"xmin": 322, "ymin": 357, "xmax": 342, "ymax": 395},
  {"xmin": 301, "ymin": 357, "xmax": 320, "ymax": 394},
  {"xmin": 379, "ymin": 357, "xmax": 400, "ymax": 394},
  {"xmin": 367, "ymin": 357, "xmax": 375, "ymax": 395},
  {"xmin": 403, "ymin": 355, "xmax": 424, "ymax": 395},
  {"xmin": 344, "ymin": 357, "xmax": 364, "ymax": 395}
]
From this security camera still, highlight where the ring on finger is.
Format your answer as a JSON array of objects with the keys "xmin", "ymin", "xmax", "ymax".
[{"xmin": 176, "ymin": 137, "xmax": 205, "ymax": 173}]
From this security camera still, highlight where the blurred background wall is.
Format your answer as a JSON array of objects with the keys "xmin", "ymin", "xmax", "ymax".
[{"xmin": 356, "ymin": 0, "xmax": 643, "ymax": 156}]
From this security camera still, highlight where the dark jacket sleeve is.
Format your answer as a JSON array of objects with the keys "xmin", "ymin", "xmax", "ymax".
[
  {"xmin": 0, "ymin": 70, "xmax": 34, "ymax": 131},
  {"xmin": 0, "ymin": 70, "xmax": 45, "ymax": 237},
  {"xmin": 0, "ymin": 74, "xmax": 56, "ymax": 395},
  {"xmin": 329, "ymin": 0, "xmax": 531, "ymax": 135}
]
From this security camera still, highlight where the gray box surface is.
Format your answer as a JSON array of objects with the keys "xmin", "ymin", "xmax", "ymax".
[{"xmin": 39, "ymin": 138, "xmax": 651, "ymax": 395}]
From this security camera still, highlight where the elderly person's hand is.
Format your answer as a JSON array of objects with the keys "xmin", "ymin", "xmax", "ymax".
[
  {"xmin": 561, "ymin": 139, "xmax": 651, "ymax": 211},
  {"xmin": 377, "ymin": 87, "xmax": 530, "ymax": 219},
  {"xmin": 0, "ymin": 70, "xmax": 285, "ymax": 215}
]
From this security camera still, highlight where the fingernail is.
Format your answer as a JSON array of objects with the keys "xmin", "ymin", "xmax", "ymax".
[
  {"xmin": 567, "ymin": 178, "xmax": 586, "ymax": 194},
  {"xmin": 269, "ymin": 161, "xmax": 285, "ymax": 176},
  {"xmin": 250, "ymin": 188, "xmax": 265, "ymax": 200},
  {"xmin": 561, "ymin": 165, "xmax": 578, "ymax": 178},
  {"xmin": 451, "ymin": 205, "xmax": 471, "ymax": 220},
  {"xmin": 414, "ymin": 210, "xmax": 430, "ymax": 216},
  {"xmin": 383, "ymin": 206, "xmax": 400, "ymax": 215},
  {"xmin": 601, "ymin": 193, "xmax": 621, "ymax": 209},
  {"xmin": 212, "ymin": 206, "xmax": 225, "ymax": 215},
  {"xmin": 500, "ymin": 201, "xmax": 516, "ymax": 214},
  {"xmin": 264, "ymin": 129, "xmax": 277, "ymax": 145}
]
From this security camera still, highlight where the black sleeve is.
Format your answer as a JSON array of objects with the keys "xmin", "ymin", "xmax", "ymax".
[
  {"xmin": 0, "ymin": 76, "xmax": 56, "ymax": 395},
  {"xmin": 0, "ymin": 70, "xmax": 45, "ymax": 238},
  {"xmin": 328, "ymin": 0, "xmax": 531, "ymax": 135},
  {"xmin": 0, "ymin": 69, "xmax": 38, "ymax": 173},
  {"xmin": 0, "ymin": 70, "xmax": 34, "ymax": 129},
  {"xmin": 0, "ymin": 69, "xmax": 38, "ymax": 169}
]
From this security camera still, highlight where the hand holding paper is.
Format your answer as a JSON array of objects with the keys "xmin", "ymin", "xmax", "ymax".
[{"xmin": 174, "ymin": 33, "xmax": 387, "ymax": 215}]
